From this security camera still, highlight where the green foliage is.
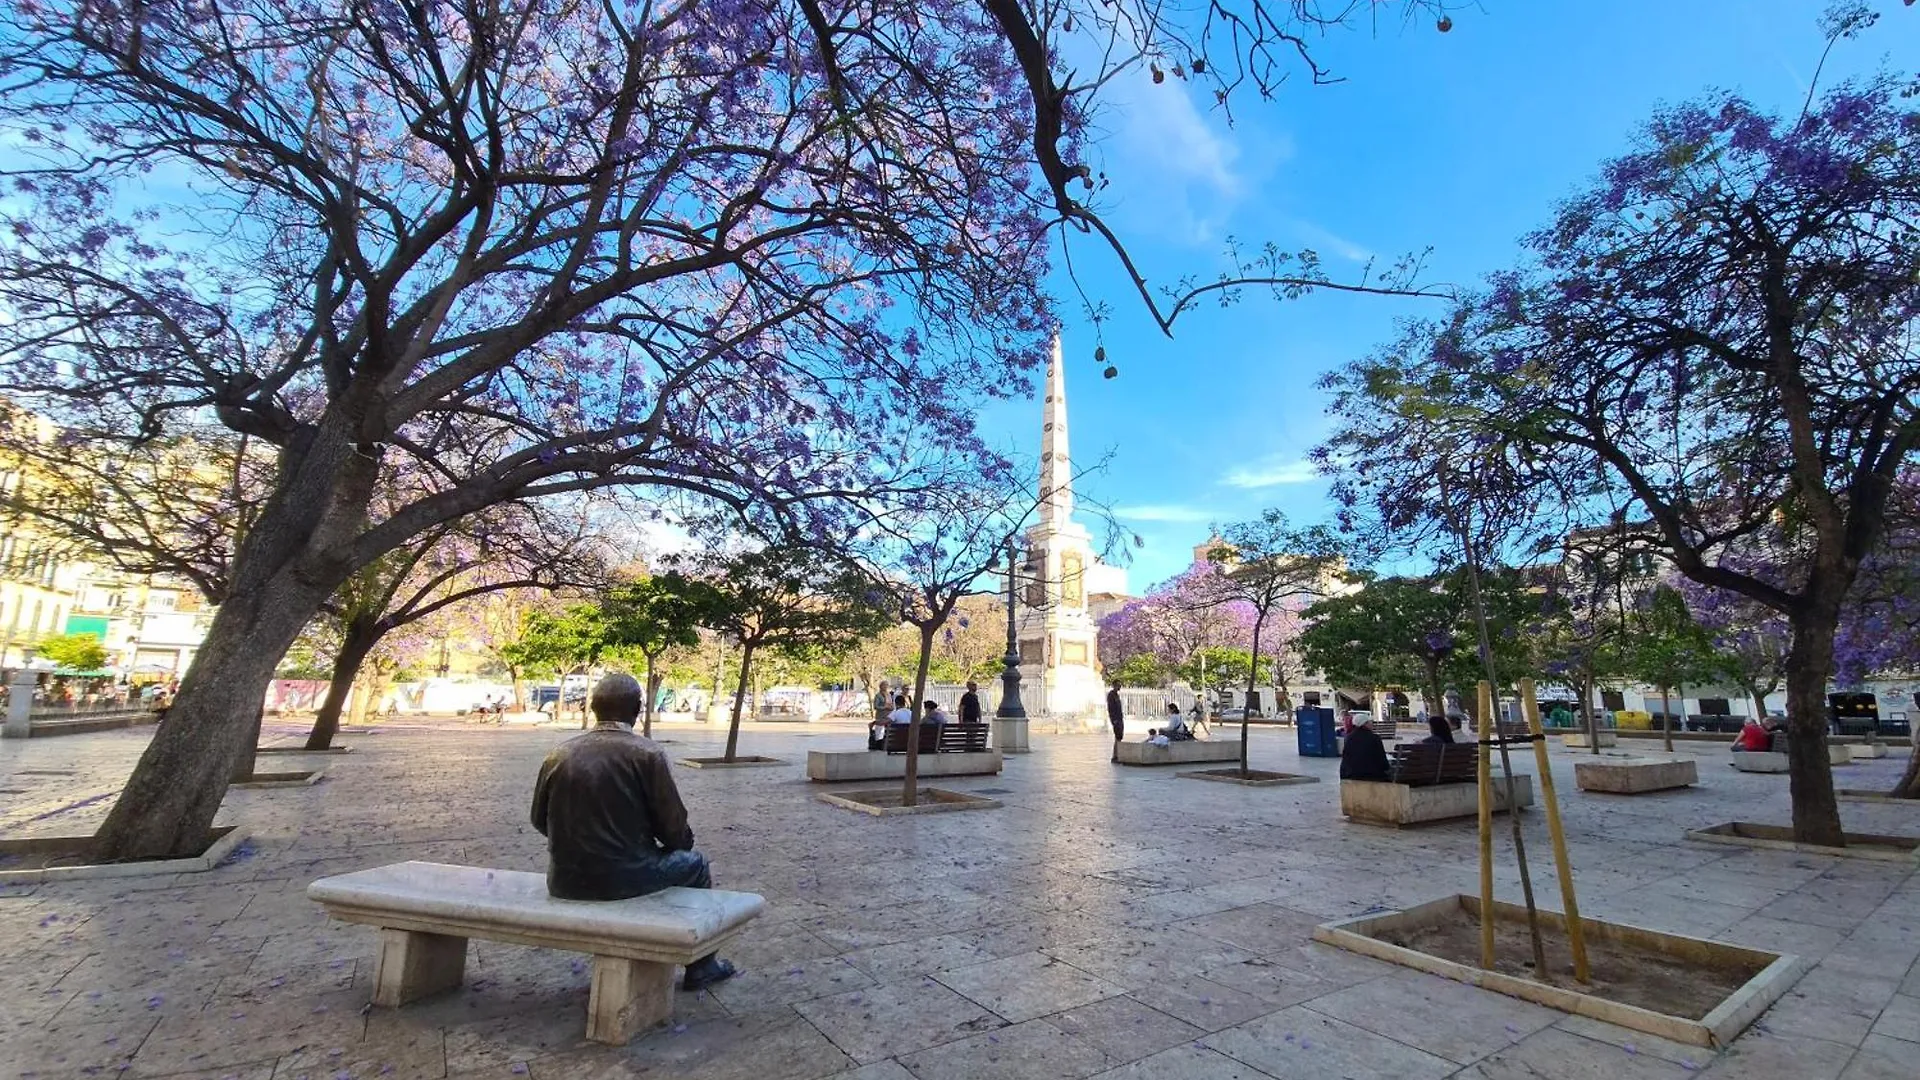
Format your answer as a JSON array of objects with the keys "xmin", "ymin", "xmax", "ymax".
[
  {"xmin": 1106, "ymin": 653, "xmax": 1166, "ymax": 688},
  {"xmin": 1298, "ymin": 569, "xmax": 1538, "ymax": 707},
  {"xmin": 601, "ymin": 572, "xmax": 715, "ymax": 662},
  {"xmin": 1621, "ymin": 586, "xmax": 1721, "ymax": 693},
  {"xmin": 694, "ymin": 546, "xmax": 895, "ymax": 657},
  {"xmin": 501, "ymin": 603, "xmax": 606, "ymax": 675},
  {"xmin": 37, "ymin": 631, "xmax": 109, "ymax": 671},
  {"xmin": 1174, "ymin": 646, "xmax": 1253, "ymax": 690}
]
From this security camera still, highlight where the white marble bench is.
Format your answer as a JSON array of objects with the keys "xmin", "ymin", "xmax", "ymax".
[
  {"xmin": 307, "ymin": 861, "xmax": 763, "ymax": 1044},
  {"xmin": 1340, "ymin": 776, "xmax": 1534, "ymax": 826},
  {"xmin": 1575, "ymin": 757, "xmax": 1698, "ymax": 793},
  {"xmin": 1115, "ymin": 738, "xmax": 1244, "ymax": 766},
  {"xmin": 806, "ymin": 748, "xmax": 1002, "ymax": 781}
]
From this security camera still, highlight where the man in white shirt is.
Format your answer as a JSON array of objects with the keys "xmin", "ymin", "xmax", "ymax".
[{"xmin": 886, "ymin": 694, "xmax": 914, "ymax": 725}]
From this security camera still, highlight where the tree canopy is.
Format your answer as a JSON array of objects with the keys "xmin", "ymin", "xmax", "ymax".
[
  {"xmin": 1317, "ymin": 67, "xmax": 1920, "ymax": 842},
  {"xmin": 0, "ymin": 0, "xmax": 1453, "ymax": 858},
  {"xmin": 37, "ymin": 631, "xmax": 109, "ymax": 671}
]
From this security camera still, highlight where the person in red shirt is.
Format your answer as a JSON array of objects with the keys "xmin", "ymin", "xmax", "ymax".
[{"xmin": 1733, "ymin": 717, "xmax": 1773, "ymax": 752}]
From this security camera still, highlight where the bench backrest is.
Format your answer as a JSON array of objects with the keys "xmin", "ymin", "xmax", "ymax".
[
  {"xmin": 1389, "ymin": 742, "xmax": 1478, "ymax": 787},
  {"xmin": 883, "ymin": 723, "xmax": 989, "ymax": 754}
]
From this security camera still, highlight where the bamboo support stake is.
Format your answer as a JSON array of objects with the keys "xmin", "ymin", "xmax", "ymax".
[
  {"xmin": 1521, "ymin": 679, "xmax": 1589, "ymax": 983},
  {"xmin": 1477, "ymin": 679, "xmax": 1496, "ymax": 969}
]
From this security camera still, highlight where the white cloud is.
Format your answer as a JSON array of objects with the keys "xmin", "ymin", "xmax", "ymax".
[
  {"xmin": 1114, "ymin": 503, "xmax": 1216, "ymax": 523},
  {"xmin": 1221, "ymin": 456, "xmax": 1321, "ymax": 489},
  {"xmin": 1285, "ymin": 219, "xmax": 1373, "ymax": 263},
  {"xmin": 1096, "ymin": 68, "xmax": 1274, "ymax": 246}
]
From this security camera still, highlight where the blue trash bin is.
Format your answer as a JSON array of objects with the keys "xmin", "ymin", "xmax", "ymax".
[{"xmin": 1296, "ymin": 706, "xmax": 1338, "ymax": 757}]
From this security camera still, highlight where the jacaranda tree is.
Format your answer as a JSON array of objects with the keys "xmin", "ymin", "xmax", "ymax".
[
  {"xmin": 1321, "ymin": 72, "xmax": 1920, "ymax": 844},
  {"xmin": 0, "ymin": 0, "xmax": 1451, "ymax": 857}
]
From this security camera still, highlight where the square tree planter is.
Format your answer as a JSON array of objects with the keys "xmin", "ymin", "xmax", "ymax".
[
  {"xmin": 1836, "ymin": 789, "xmax": 1920, "ymax": 804},
  {"xmin": 1178, "ymin": 769, "xmax": 1320, "ymax": 788},
  {"xmin": 817, "ymin": 788, "xmax": 1001, "ymax": 816},
  {"xmin": 1687, "ymin": 822, "xmax": 1920, "ymax": 864},
  {"xmin": 1313, "ymin": 895, "xmax": 1804, "ymax": 1048},
  {"xmin": 232, "ymin": 769, "xmax": 326, "ymax": 789},
  {"xmin": 679, "ymin": 756, "xmax": 786, "ymax": 769},
  {"xmin": 0, "ymin": 826, "xmax": 249, "ymax": 884}
]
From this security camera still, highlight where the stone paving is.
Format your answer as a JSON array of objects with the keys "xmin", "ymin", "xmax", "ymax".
[{"xmin": 2, "ymin": 718, "xmax": 1918, "ymax": 1080}]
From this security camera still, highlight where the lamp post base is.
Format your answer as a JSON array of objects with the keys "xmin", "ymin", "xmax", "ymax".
[{"xmin": 991, "ymin": 717, "xmax": 1030, "ymax": 754}]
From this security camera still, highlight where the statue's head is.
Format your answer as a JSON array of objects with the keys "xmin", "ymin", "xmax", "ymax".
[{"xmin": 590, "ymin": 673, "xmax": 644, "ymax": 727}]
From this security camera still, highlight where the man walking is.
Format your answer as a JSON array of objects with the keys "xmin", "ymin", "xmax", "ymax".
[
  {"xmin": 1107, "ymin": 682, "xmax": 1125, "ymax": 762},
  {"xmin": 959, "ymin": 681, "xmax": 983, "ymax": 724},
  {"xmin": 530, "ymin": 673, "xmax": 737, "ymax": 991}
]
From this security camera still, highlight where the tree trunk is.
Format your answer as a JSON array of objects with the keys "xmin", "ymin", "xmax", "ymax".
[
  {"xmin": 1661, "ymin": 686, "xmax": 1673, "ymax": 753},
  {"xmin": 1242, "ymin": 616, "xmax": 1264, "ymax": 777},
  {"xmin": 1423, "ymin": 655, "xmax": 1445, "ymax": 725},
  {"xmin": 1783, "ymin": 616, "xmax": 1845, "ymax": 846},
  {"xmin": 1891, "ymin": 741, "xmax": 1920, "ymax": 799},
  {"xmin": 1581, "ymin": 670, "xmax": 1599, "ymax": 755},
  {"xmin": 724, "ymin": 643, "xmax": 755, "ymax": 761},
  {"xmin": 93, "ymin": 569, "xmax": 336, "ymax": 859},
  {"xmin": 510, "ymin": 675, "xmax": 526, "ymax": 712},
  {"xmin": 903, "ymin": 625, "xmax": 936, "ymax": 808},
  {"xmin": 230, "ymin": 708, "xmax": 266, "ymax": 783},
  {"xmin": 305, "ymin": 619, "xmax": 379, "ymax": 751},
  {"xmin": 642, "ymin": 652, "xmax": 657, "ymax": 739},
  {"xmin": 1272, "ymin": 648, "xmax": 1293, "ymax": 716}
]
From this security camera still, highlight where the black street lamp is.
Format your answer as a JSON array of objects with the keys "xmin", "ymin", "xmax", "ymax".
[{"xmin": 996, "ymin": 534, "xmax": 1027, "ymax": 722}]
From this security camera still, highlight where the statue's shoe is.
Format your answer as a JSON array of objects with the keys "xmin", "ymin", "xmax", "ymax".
[{"xmin": 682, "ymin": 957, "xmax": 737, "ymax": 992}]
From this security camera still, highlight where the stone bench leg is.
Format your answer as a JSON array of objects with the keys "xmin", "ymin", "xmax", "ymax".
[
  {"xmin": 372, "ymin": 928, "xmax": 468, "ymax": 1006},
  {"xmin": 586, "ymin": 955, "xmax": 675, "ymax": 1044}
]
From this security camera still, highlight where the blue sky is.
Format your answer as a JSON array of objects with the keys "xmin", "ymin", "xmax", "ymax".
[{"xmin": 977, "ymin": 0, "xmax": 1917, "ymax": 592}]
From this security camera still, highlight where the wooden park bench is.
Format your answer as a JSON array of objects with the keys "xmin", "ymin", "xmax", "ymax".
[
  {"xmin": 1342, "ymin": 741, "xmax": 1533, "ymax": 826},
  {"xmin": 308, "ymin": 861, "xmax": 763, "ymax": 1044},
  {"xmin": 883, "ymin": 722, "xmax": 990, "ymax": 754},
  {"xmin": 1388, "ymin": 742, "xmax": 1479, "ymax": 786}
]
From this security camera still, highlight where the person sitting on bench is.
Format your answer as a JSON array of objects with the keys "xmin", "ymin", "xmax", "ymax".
[
  {"xmin": 1150, "ymin": 702, "xmax": 1195, "ymax": 742},
  {"xmin": 530, "ymin": 673, "xmax": 737, "ymax": 992},
  {"xmin": 1340, "ymin": 713, "xmax": 1392, "ymax": 781},
  {"xmin": 1422, "ymin": 713, "xmax": 1456, "ymax": 745},
  {"xmin": 1732, "ymin": 716, "xmax": 1773, "ymax": 752},
  {"xmin": 887, "ymin": 694, "xmax": 914, "ymax": 725}
]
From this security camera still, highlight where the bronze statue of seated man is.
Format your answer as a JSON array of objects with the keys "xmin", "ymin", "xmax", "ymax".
[{"xmin": 530, "ymin": 672, "xmax": 736, "ymax": 991}]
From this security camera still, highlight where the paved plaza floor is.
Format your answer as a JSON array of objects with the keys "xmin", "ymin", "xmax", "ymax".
[{"xmin": 3, "ymin": 718, "xmax": 1917, "ymax": 1080}]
